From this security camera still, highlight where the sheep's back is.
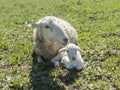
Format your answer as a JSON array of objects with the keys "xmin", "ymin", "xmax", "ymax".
[
  {"xmin": 33, "ymin": 16, "xmax": 78, "ymax": 60},
  {"xmin": 54, "ymin": 17, "xmax": 78, "ymax": 44}
]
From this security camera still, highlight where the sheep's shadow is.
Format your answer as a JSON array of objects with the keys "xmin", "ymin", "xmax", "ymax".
[
  {"xmin": 58, "ymin": 67, "xmax": 83, "ymax": 86},
  {"xmin": 30, "ymin": 53, "xmax": 83, "ymax": 89},
  {"xmin": 30, "ymin": 54, "xmax": 66, "ymax": 90}
]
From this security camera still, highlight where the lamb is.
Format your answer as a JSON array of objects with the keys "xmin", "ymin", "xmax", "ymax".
[
  {"xmin": 28, "ymin": 16, "xmax": 78, "ymax": 62},
  {"xmin": 51, "ymin": 43, "xmax": 84, "ymax": 70}
]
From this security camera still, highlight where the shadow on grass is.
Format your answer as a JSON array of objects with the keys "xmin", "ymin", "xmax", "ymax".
[
  {"xmin": 58, "ymin": 68, "xmax": 82, "ymax": 86},
  {"xmin": 30, "ymin": 54, "xmax": 66, "ymax": 90},
  {"xmin": 30, "ymin": 53, "xmax": 82, "ymax": 90}
]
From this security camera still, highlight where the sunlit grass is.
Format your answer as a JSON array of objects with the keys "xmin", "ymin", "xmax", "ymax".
[{"xmin": 0, "ymin": 0, "xmax": 120, "ymax": 90}]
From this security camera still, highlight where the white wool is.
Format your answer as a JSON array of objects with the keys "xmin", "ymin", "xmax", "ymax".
[
  {"xmin": 28, "ymin": 16, "xmax": 78, "ymax": 62},
  {"xmin": 51, "ymin": 43, "xmax": 84, "ymax": 70}
]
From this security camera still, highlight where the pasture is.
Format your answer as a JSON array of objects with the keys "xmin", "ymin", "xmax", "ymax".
[{"xmin": 0, "ymin": 0, "xmax": 120, "ymax": 90}]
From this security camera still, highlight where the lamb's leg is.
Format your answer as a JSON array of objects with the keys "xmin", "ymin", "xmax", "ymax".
[
  {"xmin": 76, "ymin": 65, "xmax": 83, "ymax": 70},
  {"xmin": 51, "ymin": 54, "xmax": 60, "ymax": 67},
  {"xmin": 54, "ymin": 61, "xmax": 60, "ymax": 67},
  {"xmin": 64, "ymin": 63, "xmax": 72, "ymax": 69},
  {"xmin": 51, "ymin": 59, "xmax": 60, "ymax": 67},
  {"xmin": 62, "ymin": 59, "xmax": 73, "ymax": 69}
]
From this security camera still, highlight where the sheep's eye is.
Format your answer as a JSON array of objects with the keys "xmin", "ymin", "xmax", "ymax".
[{"xmin": 45, "ymin": 25, "xmax": 49, "ymax": 28}]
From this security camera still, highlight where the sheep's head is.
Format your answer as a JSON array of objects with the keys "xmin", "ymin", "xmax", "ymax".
[
  {"xmin": 28, "ymin": 16, "xmax": 69, "ymax": 45},
  {"xmin": 59, "ymin": 43, "xmax": 82, "ymax": 61}
]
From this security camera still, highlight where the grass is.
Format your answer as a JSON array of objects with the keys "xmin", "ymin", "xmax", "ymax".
[{"xmin": 0, "ymin": 0, "xmax": 120, "ymax": 90}]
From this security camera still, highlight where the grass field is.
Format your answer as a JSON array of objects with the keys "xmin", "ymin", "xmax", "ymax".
[{"xmin": 0, "ymin": 0, "xmax": 120, "ymax": 90}]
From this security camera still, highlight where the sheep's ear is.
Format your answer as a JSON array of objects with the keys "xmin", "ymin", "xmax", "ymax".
[
  {"xmin": 77, "ymin": 46, "xmax": 83, "ymax": 53},
  {"xmin": 78, "ymin": 48, "xmax": 83, "ymax": 53},
  {"xmin": 59, "ymin": 47, "xmax": 68, "ymax": 53},
  {"xmin": 27, "ymin": 24, "xmax": 39, "ymax": 28}
]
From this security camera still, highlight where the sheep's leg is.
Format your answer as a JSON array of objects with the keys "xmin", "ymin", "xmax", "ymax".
[
  {"xmin": 51, "ymin": 59, "xmax": 60, "ymax": 67},
  {"xmin": 51, "ymin": 55, "xmax": 60, "ymax": 67},
  {"xmin": 62, "ymin": 60, "xmax": 72, "ymax": 69},
  {"xmin": 69, "ymin": 66, "xmax": 73, "ymax": 69},
  {"xmin": 66, "ymin": 64, "xmax": 73, "ymax": 69},
  {"xmin": 32, "ymin": 51, "xmax": 44, "ymax": 64},
  {"xmin": 76, "ymin": 65, "xmax": 83, "ymax": 70},
  {"xmin": 54, "ymin": 61, "xmax": 60, "ymax": 67},
  {"xmin": 64, "ymin": 64, "xmax": 72, "ymax": 69}
]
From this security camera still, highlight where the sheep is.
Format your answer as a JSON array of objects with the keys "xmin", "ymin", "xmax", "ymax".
[
  {"xmin": 28, "ymin": 16, "xmax": 78, "ymax": 63},
  {"xmin": 51, "ymin": 43, "xmax": 84, "ymax": 70}
]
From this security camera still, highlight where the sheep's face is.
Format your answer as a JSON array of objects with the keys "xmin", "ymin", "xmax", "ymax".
[
  {"xmin": 41, "ymin": 19, "xmax": 69, "ymax": 45},
  {"xmin": 67, "ymin": 48, "xmax": 78, "ymax": 61},
  {"xmin": 59, "ymin": 43, "xmax": 82, "ymax": 61},
  {"xmin": 28, "ymin": 18, "xmax": 69, "ymax": 45}
]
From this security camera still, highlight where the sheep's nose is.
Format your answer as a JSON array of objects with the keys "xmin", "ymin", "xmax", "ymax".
[
  {"xmin": 63, "ymin": 38, "xmax": 68, "ymax": 43},
  {"xmin": 72, "ymin": 57, "xmax": 76, "ymax": 61}
]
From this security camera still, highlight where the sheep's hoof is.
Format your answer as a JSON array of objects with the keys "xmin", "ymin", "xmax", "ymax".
[
  {"xmin": 76, "ymin": 66, "xmax": 83, "ymax": 70},
  {"xmin": 64, "ymin": 65, "xmax": 71, "ymax": 69},
  {"xmin": 68, "ymin": 66, "xmax": 73, "ymax": 69}
]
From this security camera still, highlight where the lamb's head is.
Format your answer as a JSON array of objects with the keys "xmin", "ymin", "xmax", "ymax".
[
  {"xmin": 28, "ymin": 16, "xmax": 69, "ymax": 45},
  {"xmin": 59, "ymin": 43, "xmax": 82, "ymax": 61}
]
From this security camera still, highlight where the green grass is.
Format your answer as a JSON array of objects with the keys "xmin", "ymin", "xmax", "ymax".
[{"xmin": 0, "ymin": 0, "xmax": 120, "ymax": 90}]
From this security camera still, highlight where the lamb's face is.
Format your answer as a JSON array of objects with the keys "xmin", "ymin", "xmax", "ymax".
[
  {"xmin": 67, "ymin": 48, "xmax": 78, "ymax": 61},
  {"xmin": 41, "ymin": 19, "xmax": 69, "ymax": 45},
  {"xmin": 59, "ymin": 43, "xmax": 82, "ymax": 61}
]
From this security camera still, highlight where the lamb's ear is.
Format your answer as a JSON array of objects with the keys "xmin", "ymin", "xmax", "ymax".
[
  {"xmin": 77, "ymin": 46, "xmax": 83, "ymax": 53},
  {"xmin": 59, "ymin": 47, "xmax": 68, "ymax": 53},
  {"xmin": 27, "ymin": 23, "xmax": 39, "ymax": 28}
]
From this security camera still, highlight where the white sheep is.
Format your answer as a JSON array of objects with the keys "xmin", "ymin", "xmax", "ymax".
[
  {"xmin": 51, "ymin": 43, "xmax": 84, "ymax": 70},
  {"xmin": 28, "ymin": 16, "xmax": 78, "ymax": 62}
]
